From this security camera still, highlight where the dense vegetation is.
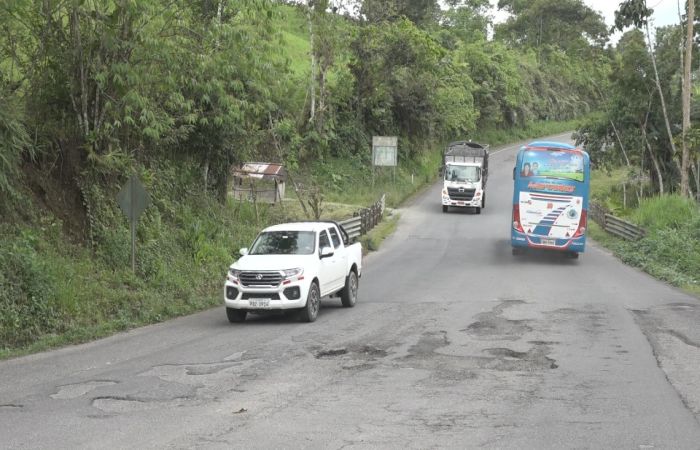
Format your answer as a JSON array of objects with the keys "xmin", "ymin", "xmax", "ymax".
[
  {"xmin": 577, "ymin": 1, "xmax": 700, "ymax": 295},
  {"xmin": 578, "ymin": 0, "xmax": 700, "ymax": 201},
  {"xmin": 0, "ymin": 0, "xmax": 625, "ymax": 355}
]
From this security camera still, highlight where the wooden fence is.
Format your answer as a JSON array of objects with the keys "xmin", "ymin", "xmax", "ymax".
[{"xmin": 589, "ymin": 201, "xmax": 646, "ymax": 241}]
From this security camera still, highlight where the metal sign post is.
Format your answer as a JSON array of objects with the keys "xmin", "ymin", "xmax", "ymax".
[{"xmin": 117, "ymin": 174, "xmax": 151, "ymax": 273}]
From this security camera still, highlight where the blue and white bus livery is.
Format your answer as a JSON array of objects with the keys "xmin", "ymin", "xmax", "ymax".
[{"xmin": 511, "ymin": 141, "xmax": 590, "ymax": 258}]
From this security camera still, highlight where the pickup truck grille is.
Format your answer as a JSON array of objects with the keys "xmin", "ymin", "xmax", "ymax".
[
  {"xmin": 240, "ymin": 271, "xmax": 283, "ymax": 287},
  {"xmin": 447, "ymin": 187, "xmax": 475, "ymax": 201}
]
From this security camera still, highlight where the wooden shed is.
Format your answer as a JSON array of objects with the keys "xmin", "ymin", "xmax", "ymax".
[{"xmin": 231, "ymin": 162, "xmax": 286, "ymax": 203}]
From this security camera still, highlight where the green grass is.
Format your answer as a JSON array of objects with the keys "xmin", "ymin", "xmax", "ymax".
[
  {"xmin": 361, "ymin": 210, "xmax": 400, "ymax": 253},
  {"xmin": 591, "ymin": 167, "xmax": 627, "ymax": 200},
  {"xmin": 281, "ymin": 31, "xmax": 310, "ymax": 76},
  {"xmin": 587, "ymin": 188, "xmax": 700, "ymax": 296}
]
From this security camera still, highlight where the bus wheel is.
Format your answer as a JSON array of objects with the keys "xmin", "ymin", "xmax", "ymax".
[
  {"xmin": 567, "ymin": 251, "xmax": 579, "ymax": 259},
  {"xmin": 512, "ymin": 247, "xmax": 523, "ymax": 256},
  {"xmin": 442, "ymin": 205, "xmax": 448, "ymax": 213}
]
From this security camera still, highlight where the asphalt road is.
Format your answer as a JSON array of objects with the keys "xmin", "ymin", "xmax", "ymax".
[{"xmin": 3, "ymin": 132, "xmax": 700, "ymax": 449}]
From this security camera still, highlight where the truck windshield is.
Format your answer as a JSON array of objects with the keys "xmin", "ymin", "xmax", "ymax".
[
  {"xmin": 249, "ymin": 231, "xmax": 315, "ymax": 255},
  {"xmin": 445, "ymin": 165, "xmax": 480, "ymax": 182}
]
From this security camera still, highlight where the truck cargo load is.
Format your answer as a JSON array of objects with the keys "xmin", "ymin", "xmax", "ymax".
[{"xmin": 443, "ymin": 141, "xmax": 489, "ymax": 181}]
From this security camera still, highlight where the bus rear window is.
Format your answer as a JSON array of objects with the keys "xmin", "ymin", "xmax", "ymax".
[{"xmin": 519, "ymin": 150, "xmax": 585, "ymax": 182}]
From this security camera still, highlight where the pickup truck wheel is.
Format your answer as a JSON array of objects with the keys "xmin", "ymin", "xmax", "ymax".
[
  {"xmin": 442, "ymin": 205, "xmax": 448, "ymax": 213},
  {"xmin": 482, "ymin": 194, "xmax": 486, "ymax": 208},
  {"xmin": 226, "ymin": 308, "xmax": 247, "ymax": 323},
  {"xmin": 475, "ymin": 207, "xmax": 481, "ymax": 214},
  {"xmin": 300, "ymin": 282, "xmax": 320, "ymax": 322},
  {"xmin": 340, "ymin": 270, "xmax": 358, "ymax": 307}
]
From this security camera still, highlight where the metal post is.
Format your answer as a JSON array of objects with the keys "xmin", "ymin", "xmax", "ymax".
[
  {"xmin": 130, "ymin": 176, "xmax": 136, "ymax": 273},
  {"xmin": 131, "ymin": 219, "xmax": 136, "ymax": 273}
]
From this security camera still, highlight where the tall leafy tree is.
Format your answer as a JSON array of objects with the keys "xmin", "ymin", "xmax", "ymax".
[
  {"xmin": 360, "ymin": 0, "xmax": 439, "ymax": 26},
  {"xmin": 496, "ymin": 0, "xmax": 608, "ymax": 53}
]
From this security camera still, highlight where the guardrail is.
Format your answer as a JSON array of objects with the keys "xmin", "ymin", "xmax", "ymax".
[
  {"xmin": 603, "ymin": 214, "xmax": 646, "ymax": 241},
  {"xmin": 337, "ymin": 194, "xmax": 386, "ymax": 242},
  {"xmin": 589, "ymin": 201, "xmax": 646, "ymax": 241},
  {"xmin": 338, "ymin": 216, "xmax": 362, "ymax": 241}
]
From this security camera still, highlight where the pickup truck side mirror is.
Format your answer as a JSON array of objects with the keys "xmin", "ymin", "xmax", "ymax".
[
  {"xmin": 320, "ymin": 246, "xmax": 334, "ymax": 259},
  {"xmin": 239, "ymin": 248, "xmax": 249, "ymax": 256}
]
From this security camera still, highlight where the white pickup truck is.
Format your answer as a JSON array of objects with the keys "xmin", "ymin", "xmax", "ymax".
[{"xmin": 224, "ymin": 221, "xmax": 362, "ymax": 323}]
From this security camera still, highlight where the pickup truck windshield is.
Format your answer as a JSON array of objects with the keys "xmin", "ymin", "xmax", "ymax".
[
  {"xmin": 250, "ymin": 231, "xmax": 316, "ymax": 255},
  {"xmin": 445, "ymin": 164, "xmax": 480, "ymax": 182}
]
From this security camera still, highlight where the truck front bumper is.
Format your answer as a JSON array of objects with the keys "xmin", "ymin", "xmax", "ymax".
[
  {"xmin": 442, "ymin": 195, "xmax": 482, "ymax": 207},
  {"xmin": 224, "ymin": 280, "xmax": 310, "ymax": 310}
]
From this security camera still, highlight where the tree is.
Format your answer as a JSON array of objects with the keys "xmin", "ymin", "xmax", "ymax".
[
  {"xmin": 360, "ymin": 0, "xmax": 439, "ymax": 27},
  {"xmin": 615, "ymin": 0, "xmax": 680, "ymax": 190},
  {"xmin": 439, "ymin": 0, "xmax": 491, "ymax": 45},
  {"xmin": 681, "ymin": 0, "xmax": 694, "ymax": 197},
  {"xmin": 496, "ymin": 0, "xmax": 608, "ymax": 54}
]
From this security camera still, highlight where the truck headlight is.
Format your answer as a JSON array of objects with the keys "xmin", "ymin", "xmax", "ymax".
[
  {"xmin": 283, "ymin": 268, "xmax": 304, "ymax": 278},
  {"xmin": 227, "ymin": 268, "xmax": 241, "ymax": 281}
]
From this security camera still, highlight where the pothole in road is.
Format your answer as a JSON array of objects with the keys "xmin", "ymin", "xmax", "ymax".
[
  {"xmin": 461, "ymin": 300, "xmax": 533, "ymax": 341},
  {"xmin": 406, "ymin": 331, "xmax": 449, "ymax": 358},
  {"xmin": 91, "ymin": 394, "xmax": 195, "ymax": 413},
  {"xmin": 463, "ymin": 318, "xmax": 533, "ymax": 340},
  {"xmin": 483, "ymin": 346, "xmax": 558, "ymax": 370},
  {"xmin": 485, "ymin": 348, "xmax": 528, "ymax": 359},
  {"xmin": 0, "ymin": 404, "xmax": 23, "ymax": 410},
  {"xmin": 316, "ymin": 348, "xmax": 348, "ymax": 358},
  {"xmin": 50, "ymin": 380, "xmax": 118, "ymax": 400},
  {"xmin": 315, "ymin": 345, "xmax": 388, "ymax": 360},
  {"xmin": 92, "ymin": 396, "xmax": 153, "ymax": 413}
]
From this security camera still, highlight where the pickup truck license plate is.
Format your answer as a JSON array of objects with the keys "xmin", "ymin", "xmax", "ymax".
[
  {"xmin": 541, "ymin": 238, "xmax": 556, "ymax": 246},
  {"xmin": 250, "ymin": 299, "xmax": 271, "ymax": 308}
]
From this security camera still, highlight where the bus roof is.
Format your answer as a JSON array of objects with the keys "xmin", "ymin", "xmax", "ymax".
[{"xmin": 525, "ymin": 141, "xmax": 577, "ymax": 150}]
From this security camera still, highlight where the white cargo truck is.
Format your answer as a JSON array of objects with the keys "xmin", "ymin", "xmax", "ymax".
[{"xmin": 441, "ymin": 141, "xmax": 490, "ymax": 214}]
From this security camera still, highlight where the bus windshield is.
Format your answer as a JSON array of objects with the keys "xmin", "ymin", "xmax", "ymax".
[
  {"xmin": 519, "ymin": 149, "xmax": 585, "ymax": 182},
  {"xmin": 445, "ymin": 164, "xmax": 480, "ymax": 183}
]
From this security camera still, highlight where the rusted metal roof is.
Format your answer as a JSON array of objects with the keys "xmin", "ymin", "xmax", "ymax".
[{"xmin": 232, "ymin": 162, "xmax": 286, "ymax": 180}]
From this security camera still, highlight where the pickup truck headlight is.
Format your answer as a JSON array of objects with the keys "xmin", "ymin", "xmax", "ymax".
[
  {"xmin": 227, "ymin": 268, "xmax": 241, "ymax": 281},
  {"xmin": 283, "ymin": 268, "xmax": 304, "ymax": 278}
]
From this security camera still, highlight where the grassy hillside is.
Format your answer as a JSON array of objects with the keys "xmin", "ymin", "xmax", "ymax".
[{"xmin": 589, "ymin": 170, "xmax": 700, "ymax": 295}]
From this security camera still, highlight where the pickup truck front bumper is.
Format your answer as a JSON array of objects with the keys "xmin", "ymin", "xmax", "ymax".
[{"xmin": 224, "ymin": 280, "xmax": 310, "ymax": 311}]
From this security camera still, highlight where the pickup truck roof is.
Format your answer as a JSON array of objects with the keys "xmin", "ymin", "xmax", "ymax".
[
  {"xmin": 261, "ymin": 221, "xmax": 353, "ymax": 245},
  {"xmin": 262, "ymin": 222, "xmax": 339, "ymax": 233}
]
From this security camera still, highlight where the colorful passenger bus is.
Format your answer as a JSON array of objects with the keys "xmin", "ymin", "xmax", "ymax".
[{"xmin": 511, "ymin": 141, "xmax": 590, "ymax": 258}]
